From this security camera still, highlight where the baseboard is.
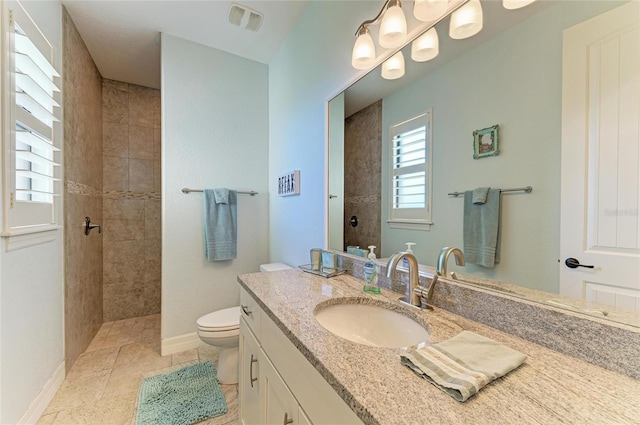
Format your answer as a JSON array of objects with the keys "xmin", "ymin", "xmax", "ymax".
[
  {"xmin": 161, "ymin": 332, "xmax": 202, "ymax": 356},
  {"xmin": 17, "ymin": 361, "xmax": 65, "ymax": 425}
]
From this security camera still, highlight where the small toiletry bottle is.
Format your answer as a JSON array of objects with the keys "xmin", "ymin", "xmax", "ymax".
[
  {"xmin": 402, "ymin": 242, "xmax": 416, "ymax": 268},
  {"xmin": 363, "ymin": 245, "xmax": 381, "ymax": 294}
]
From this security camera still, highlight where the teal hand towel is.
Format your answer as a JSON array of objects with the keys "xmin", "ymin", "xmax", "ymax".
[
  {"xmin": 472, "ymin": 187, "xmax": 490, "ymax": 204},
  {"xmin": 463, "ymin": 188, "xmax": 501, "ymax": 267},
  {"xmin": 400, "ymin": 331, "xmax": 527, "ymax": 402},
  {"xmin": 204, "ymin": 188, "xmax": 237, "ymax": 261}
]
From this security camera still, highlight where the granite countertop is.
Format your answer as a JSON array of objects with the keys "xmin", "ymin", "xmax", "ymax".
[{"xmin": 238, "ymin": 269, "xmax": 640, "ymax": 425}]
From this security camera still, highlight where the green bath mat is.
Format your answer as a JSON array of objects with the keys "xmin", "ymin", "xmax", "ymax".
[{"xmin": 135, "ymin": 361, "xmax": 227, "ymax": 425}]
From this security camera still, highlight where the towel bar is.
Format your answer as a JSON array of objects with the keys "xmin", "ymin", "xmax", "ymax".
[
  {"xmin": 448, "ymin": 186, "xmax": 532, "ymax": 197},
  {"xmin": 181, "ymin": 188, "xmax": 258, "ymax": 196}
]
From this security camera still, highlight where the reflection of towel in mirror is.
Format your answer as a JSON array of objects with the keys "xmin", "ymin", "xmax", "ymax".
[
  {"xmin": 204, "ymin": 188, "xmax": 237, "ymax": 261},
  {"xmin": 400, "ymin": 331, "xmax": 527, "ymax": 402},
  {"xmin": 463, "ymin": 188, "xmax": 501, "ymax": 267}
]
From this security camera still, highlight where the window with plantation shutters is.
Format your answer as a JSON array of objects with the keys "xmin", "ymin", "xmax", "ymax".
[
  {"xmin": 2, "ymin": 1, "xmax": 62, "ymax": 246},
  {"xmin": 388, "ymin": 110, "xmax": 433, "ymax": 230}
]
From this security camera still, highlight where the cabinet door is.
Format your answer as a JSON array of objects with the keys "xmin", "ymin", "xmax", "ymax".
[
  {"xmin": 298, "ymin": 406, "xmax": 313, "ymax": 425},
  {"xmin": 239, "ymin": 318, "xmax": 263, "ymax": 425},
  {"xmin": 263, "ymin": 356, "xmax": 299, "ymax": 425}
]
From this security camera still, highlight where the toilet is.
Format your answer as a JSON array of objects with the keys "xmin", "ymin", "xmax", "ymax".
[{"xmin": 196, "ymin": 262, "xmax": 292, "ymax": 384}]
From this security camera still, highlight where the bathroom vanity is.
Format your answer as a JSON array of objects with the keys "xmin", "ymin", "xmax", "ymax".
[{"xmin": 237, "ymin": 269, "xmax": 640, "ymax": 425}]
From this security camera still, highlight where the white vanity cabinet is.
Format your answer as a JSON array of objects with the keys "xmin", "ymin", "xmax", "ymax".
[
  {"xmin": 239, "ymin": 316, "xmax": 262, "ymax": 425},
  {"xmin": 238, "ymin": 287, "xmax": 363, "ymax": 425}
]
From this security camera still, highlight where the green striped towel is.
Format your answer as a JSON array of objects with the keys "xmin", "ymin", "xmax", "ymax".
[{"xmin": 400, "ymin": 331, "xmax": 527, "ymax": 402}]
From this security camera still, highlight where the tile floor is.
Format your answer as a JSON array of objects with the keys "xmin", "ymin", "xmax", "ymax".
[{"xmin": 37, "ymin": 314, "xmax": 238, "ymax": 425}]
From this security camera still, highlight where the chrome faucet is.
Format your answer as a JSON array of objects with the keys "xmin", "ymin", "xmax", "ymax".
[
  {"xmin": 386, "ymin": 252, "xmax": 430, "ymax": 308},
  {"xmin": 437, "ymin": 247, "xmax": 466, "ymax": 279}
]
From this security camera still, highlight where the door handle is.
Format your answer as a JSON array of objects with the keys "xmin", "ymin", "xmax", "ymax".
[
  {"xmin": 241, "ymin": 305, "xmax": 252, "ymax": 316},
  {"xmin": 565, "ymin": 258, "xmax": 594, "ymax": 269}
]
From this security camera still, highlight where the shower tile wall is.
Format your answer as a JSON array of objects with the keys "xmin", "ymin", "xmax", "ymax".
[
  {"xmin": 102, "ymin": 79, "xmax": 161, "ymax": 321},
  {"xmin": 63, "ymin": 8, "xmax": 104, "ymax": 371},
  {"xmin": 344, "ymin": 100, "xmax": 382, "ymax": 251}
]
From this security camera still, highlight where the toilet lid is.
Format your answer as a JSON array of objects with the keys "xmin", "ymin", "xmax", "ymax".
[{"xmin": 197, "ymin": 306, "xmax": 240, "ymax": 331}]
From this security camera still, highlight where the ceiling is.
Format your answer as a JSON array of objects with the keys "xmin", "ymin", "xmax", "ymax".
[{"xmin": 61, "ymin": 0, "xmax": 308, "ymax": 89}]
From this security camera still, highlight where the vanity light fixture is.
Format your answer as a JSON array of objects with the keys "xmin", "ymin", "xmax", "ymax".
[
  {"xmin": 381, "ymin": 51, "xmax": 406, "ymax": 79},
  {"xmin": 502, "ymin": 0, "xmax": 536, "ymax": 10},
  {"xmin": 352, "ymin": 26, "xmax": 376, "ymax": 70},
  {"xmin": 411, "ymin": 27, "xmax": 439, "ymax": 62},
  {"xmin": 449, "ymin": 0, "xmax": 483, "ymax": 39},
  {"xmin": 379, "ymin": 0, "xmax": 408, "ymax": 48},
  {"xmin": 413, "ymin": 0, "xmax": 449, "ymax": 22}
]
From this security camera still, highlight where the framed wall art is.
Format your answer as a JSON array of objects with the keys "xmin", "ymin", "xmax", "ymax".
[
  {"xmin": 278, "ymin": 170, "xmax": 300, "ymax": 196},
  {"xmin": 473, "ymin": 124, "xmax": 499, "ymax": 159}
]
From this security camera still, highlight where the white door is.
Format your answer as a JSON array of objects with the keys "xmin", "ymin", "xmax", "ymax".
[{"xmin": 560, "ymin": 1, "xmax": 640, "ymax": 311}]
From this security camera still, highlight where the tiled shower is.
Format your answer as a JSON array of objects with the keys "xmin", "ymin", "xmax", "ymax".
[
  {"xmin": 343, "ymin": 100, "xmax": 382, "ymax": 251},
  {"xmin": 62, "ymin": 7, "xmax": 161, "ymax": 370}
]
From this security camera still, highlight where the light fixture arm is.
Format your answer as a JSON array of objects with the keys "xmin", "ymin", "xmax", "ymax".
[{"xmin": 353, "ymin": 0, "xmax": 398, "ymax": 36}]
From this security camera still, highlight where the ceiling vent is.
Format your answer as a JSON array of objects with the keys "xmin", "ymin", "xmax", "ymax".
[{"xmin": 227, "ymin": 3, "xmax": 264, "ymax": 32}]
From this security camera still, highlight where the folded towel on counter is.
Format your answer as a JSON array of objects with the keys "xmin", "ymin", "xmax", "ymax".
[
  {"xmin": 463, "ymin": 188, "xmax": 501, "ymax": 267},
  {"xmin": 472, "ymin": 187, "xmax": 490, "ymax": 205},
  {"xmin": 203, "ymin": 188, "xmax": 238, "ymax": 261},
  {"xmin": 400, "ymin": 331, "xmax": 527, "ymax": 402}
]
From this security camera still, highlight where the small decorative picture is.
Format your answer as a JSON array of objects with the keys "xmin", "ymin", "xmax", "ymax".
[
  {"xmin": 278, "ymin": 170, "xmax": 300, "ymax": 197},
  {"xmin": 473, "ymin": 124, "xmax": 499, "ymax": 159}
]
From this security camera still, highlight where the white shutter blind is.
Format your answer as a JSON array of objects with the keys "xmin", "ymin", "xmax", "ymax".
[
  {"xmin": 388, "ymin": 110, "xmax": 433, "ymax": 228},
  {"xmin": 4, "ymin": 2, "xmax": 62, "ymax": 232}
]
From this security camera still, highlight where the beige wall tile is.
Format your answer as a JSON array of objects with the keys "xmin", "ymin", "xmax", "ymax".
[
  {"xmin": 103, "ymin": 122, "xmax": 128, "ymax": 157},
  {"xmin": 63, "ymin": 7, "xmax": 104, "ymax": 370},
  {"xmin": 129, "ymin": 125, "xmax": 153, "ymax": 160},
  {"xmin": 103, "ymin": 261, "xmax": 144, "ymax": 285},
  {"xmin": 144, "ymin": 260, "xmax": 161, "ymax": 282},
  {"xmin": 103, "ymin": 199, "xmax": 145, "ymax": 220},
  {"xmin": 144, "ymin": 218, "xmax": 161, "ymax": 241},
  {"xmin": 103, "ymin": 219, "xmax": 145, "ymax": 241},
  {"xmin": 103, "ymin": 240, "xmax": 144, "ymax": 265},
  {"xmin": 153, "ymin": 160, "xmax": 161, "ymax": 192},
  {"xmin": 129, "ymin": 89, "xmax": 154, "ymax": 127},
  {"xmin": 128, "ymin": 159, "xmax": 153, "ymax": 192},
  {"xmin": 144, "ymin": 199, "xmax": 161, "ymax": 221},
  {"xmin": 153, "ymin": 96, "xmax": 161, "ymax": 129},
  {"xmin": 143, "ymin": 279, "xmax": 161, "ymax": 316},
  {"xmin": 144, "ymin": 238, "xmax": 161, "ymax": 261},
  {"xmin": 153, "ymin": 128, "xmax": 161, "ymax": 160},
  {"xmin": 103, "ymin": 80, "xmax": 129, "ymax": 124},
  {"xmin": 103, "ymin": 157, "xmax": 129, "ymax": 191},
  {"xmin": 103, "ymin": 283, "xmax": 144, "ymax": 321}
]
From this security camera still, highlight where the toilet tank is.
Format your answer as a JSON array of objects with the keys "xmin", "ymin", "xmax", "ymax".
[{"xmin": 259, "ymin": 263, "xmax": 292, "ymax": 272}]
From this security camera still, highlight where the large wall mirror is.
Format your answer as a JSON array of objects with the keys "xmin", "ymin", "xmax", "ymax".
[{"xmin": 327, "ymin": 0, "xmax": 639, "ymax": 326}]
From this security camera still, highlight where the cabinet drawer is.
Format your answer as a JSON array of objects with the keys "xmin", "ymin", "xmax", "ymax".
[{"xmin": 240, "ymin": 287, "xmax": 262, "ymax": 338}]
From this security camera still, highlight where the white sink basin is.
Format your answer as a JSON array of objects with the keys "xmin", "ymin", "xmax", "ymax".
[{"xmin": 314, "ymin": 300, "xmax": 430, "ymax": 348}]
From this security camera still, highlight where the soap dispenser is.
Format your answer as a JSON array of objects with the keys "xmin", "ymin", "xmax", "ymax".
[
  {"xmin": 402, "ymin": 242, "xmax": 416, "ymax": 268},
  {"xmin": 363, "ymin": 245, "xmax": 381, "ymax": 294}
]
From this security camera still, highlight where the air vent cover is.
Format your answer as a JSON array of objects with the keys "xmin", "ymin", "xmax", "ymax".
[{"xmin": 227, "ymin": 3, "xmax": 263, "ymax": 32}]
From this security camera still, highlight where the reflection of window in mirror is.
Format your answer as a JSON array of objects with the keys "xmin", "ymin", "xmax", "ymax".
[{"xmin": 389, "ymin": 109, "xmax": 433, "ymax": 230}]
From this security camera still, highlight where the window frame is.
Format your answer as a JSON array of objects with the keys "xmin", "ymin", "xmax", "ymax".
[
  {"xmin": 1, "ymin": 0, "xmax": 62, "ymax": 250},
  {"xmin": 387, "ymin": 109, "xmax": 433, "ymax": 231}
]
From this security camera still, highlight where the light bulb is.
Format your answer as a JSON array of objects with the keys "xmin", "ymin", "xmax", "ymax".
[
  {"xmin": 351, "ymin": 27, "xmax": 376, "ymax": 70},
  {"xmin": 379, "ymin": 3, "xmax": 407, "ymax": 49},
  {"xmin": 449, "ymin": 0, "xmax": 483, "ymax": 40},
  {"xmin": 411, "ymin": 27, "xmax": 439, "ymax": 62},
  {"xmin": 414, "ymin": 0, "xmax": 448, "ymax": 22},
  {"xmin": 381, "ymin": 51, "xmax": 405, "ymax": 80},
  {"xmin": 503, "ymin": 0, "xmax": 536, "ymax": 10}
]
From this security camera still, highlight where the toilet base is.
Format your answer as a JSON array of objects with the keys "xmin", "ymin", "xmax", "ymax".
[{"xmin": 217, "ymin": 347, "xmax": 238, "ymax": 385}]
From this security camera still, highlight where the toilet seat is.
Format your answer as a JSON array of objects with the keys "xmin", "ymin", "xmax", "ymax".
[{"xmin": 197, "ymin": 306, "xmax": 240, "ymax": 332}]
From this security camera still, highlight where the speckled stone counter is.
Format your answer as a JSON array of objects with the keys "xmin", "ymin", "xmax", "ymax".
[{"xmin": 238, "ymin": 269, "xmax": 640, "ymax": 425}]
